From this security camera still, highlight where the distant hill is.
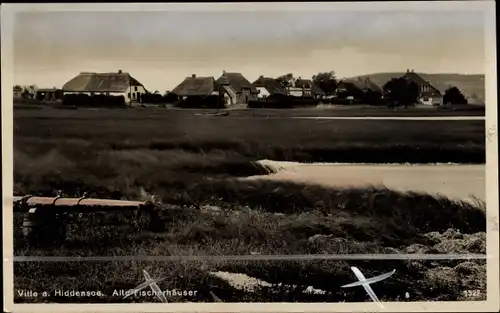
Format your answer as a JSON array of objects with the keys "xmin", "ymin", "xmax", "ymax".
[{"xmin": 350, "ymin": 72, "xmax": 485, "ymax": 105}]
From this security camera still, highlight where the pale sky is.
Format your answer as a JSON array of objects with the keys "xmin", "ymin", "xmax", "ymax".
[{"xmin": 13, "ymin": 10, "xmax": 485, "ymax": 92}]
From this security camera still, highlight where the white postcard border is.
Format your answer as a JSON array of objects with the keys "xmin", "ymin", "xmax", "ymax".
[{"xmin": 2, "ymin": 2, "xmax": 498, "ymax": 312}]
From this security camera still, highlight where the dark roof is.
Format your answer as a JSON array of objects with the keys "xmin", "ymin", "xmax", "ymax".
[
  {"xmin": 216, "ymin": 75, "xmax": 230, "ymax": 86},
  {"xmin": 336, "ymin": 81, "xmax": 358, "ymax": 92},
  {"xmin": 402, "ymin": 71, "xmax": 429, "ymax": 85},
  {"xmin": 311, "ymin": 83, "xmax": 326, "ymax": 96},
  {"xmin": 402, "ymin": 71, "xmax": 441, "ymax": 95},
  {"xmin": 338, "ymin": 78, "xmax": 381, "ymax": 92},
  {"xmin": 171, "ymin": 76, "xmax": 216, "ymax": 96},
  {"xmin": 252, "ymin": 76, "xmax": 288, "ymax": 95},
  {"xmin": 291, "ymin": 78, "xmax": 325, "ymax": 95},
  {"xmin": 62, "ymin": 72, "xmax": 143, "ymax": 93},
  {"xmin": 421, "ymin": 89, "xmax": 442, "ymax": 97},
  {"xmin": 217, "ymin": 72, "xmax": 258, "ymax": 93},
  {"xmin": 294, "ymin": 78, "xmax": 312, "ymax": 89}
]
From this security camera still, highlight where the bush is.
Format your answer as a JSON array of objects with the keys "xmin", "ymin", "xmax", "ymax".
[
  {"xmin": 175, "ymin": 95, "xmax": 221, "ymax": 109},
  {"xmin": 163, "ymin": 92, "xmax": 179, "ymax": 104},
  {"xmin": 62, "ymin": 94, "xmax": 126, "ymax": 108},
  {"xmin": 248, "ymin": 94, "xmax": 319, "ymax": 108},
  {"xmin": 141, "ymin": 93, "xmax": 165, "ymax": 104},
  {"xmin": 328, "ymin": 98, "xmax": 364, "ymax": 105},
  {"xmin": 443, "ymin": 87, "xmax": 468, "ymax": 105}
]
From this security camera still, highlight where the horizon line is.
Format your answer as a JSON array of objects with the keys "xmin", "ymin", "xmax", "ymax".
[{"xmin": 13, "ymin": 70, "xmax": 486, "ymax": 89}]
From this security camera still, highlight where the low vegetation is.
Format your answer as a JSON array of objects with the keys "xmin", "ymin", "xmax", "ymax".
[
  {"xmin": 13, "ymin": 108, "xmax": 486, "ymax": 303},
  {"xmin": 14, "ymin": 197, "xmax": 486, "ymax": 302}
]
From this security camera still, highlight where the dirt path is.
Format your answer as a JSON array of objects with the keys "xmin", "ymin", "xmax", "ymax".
[{"xmin": 249, "ymin": 160, "xmax": 486, "ymax": 203}]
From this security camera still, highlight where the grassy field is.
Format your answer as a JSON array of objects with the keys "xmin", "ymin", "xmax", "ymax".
[
  {"xmin": 13, "ymin": 108, "xmax": 486, "ymax": 302},
  {"xmin": 14, "ymin": 102, "xmax": 486, "ymax": 116}
]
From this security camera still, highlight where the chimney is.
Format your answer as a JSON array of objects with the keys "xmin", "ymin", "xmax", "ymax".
[
  {"xmin": 411, "ymin": 69, "xmax": 414, "ymax": 73},
  {"xmin": 259, "ymin": 75, "xmax": 264, "ymax": 79},
  {"xmin": 118, "ymin": 70, "xmax": 122, "ymax": 74},
  {"xmin": 192, "ymin": 74, "xmax": 196, "ymax": 78},
  {"xmin": 406, "ymin": 69, "xmax": 409, "ymax": 73},
  {"xmin": 222, "ymin": 70, "xmax": 226, "ymax": 75}
]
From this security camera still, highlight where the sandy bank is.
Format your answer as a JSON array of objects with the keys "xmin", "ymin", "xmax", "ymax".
[{"xmin": 249, "ymin": 160, "xmax": 485, "ymax": 203}]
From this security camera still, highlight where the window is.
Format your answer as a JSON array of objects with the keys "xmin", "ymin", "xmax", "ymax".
[
  {"xmin": 134, "ymin": 86, "xmax": 138, "ymax": 92},
  {"xmin": 127, "ymin": 93, "xmax": 131, "ymax": 98}
]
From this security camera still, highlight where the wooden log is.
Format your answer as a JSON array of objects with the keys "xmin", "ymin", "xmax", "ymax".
[
  {"xmin": 13, "ymin": 196, "xmax": 150, "ymax": 213},
  {"xmin": 14, "ymin": 195, "xmax": 165, "ymax": 246}
]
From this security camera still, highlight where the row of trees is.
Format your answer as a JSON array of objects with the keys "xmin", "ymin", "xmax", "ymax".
[
  {"xmin": 277, "ymin": 71, "xmax": 468, "ymax": 106},
  {"xmin": 16, "ymin": 71, "xmax": 469, "ymax": 107},
  {"xmin": 13, "ymin": 84, "xmax": 39, "ymax": 99},
  {"xmin": 382, "ymin": 77, "xmax": 467, "ymax": 107},
  {"xmin": 275, "ymin": 72, "xmax": 339, "ymax": 95}
]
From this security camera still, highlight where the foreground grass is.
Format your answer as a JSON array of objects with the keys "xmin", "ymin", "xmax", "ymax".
[
  {"xmin": 14, "ymin": 182, "xmax": 486, "ymax": 255},
  {"xmin": 13, "ymin": 108, "xmax": 487, "ymax": 302},
  {"xmin": 14, "ymin": 201, "xmax": 487, "ymax": 303},
  {"xmin": 15, "ymin": 257, "xmax": 486, "ymax": 303},
  {"xmin": 14, "ymin": 180, "xmax": 487, "ymax": 302}
]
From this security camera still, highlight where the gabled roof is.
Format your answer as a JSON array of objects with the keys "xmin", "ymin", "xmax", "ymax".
[
  {"xmin": 337, "ymin": 77, "xmax": 381, "ymax": 92},
  {"xmin": 291, "ymin": 78, "xmax": 326, "ymax": 95},
  {"xmin": 402, "ymin": 70, "xmax": 442, "ymax": 95},
  {"xmin": 62, "ymin": 71, "xmax": 143, "ymax": 93},
  {"xmin": 420, "ymin": 89, "xmax": 442, "ymax": 97},
  {"xmin": 216, "ymin": 72, "xmax": 258, "ymax": 93},
  {"xmin": 252, "ymin": 76, "xmax": 288, "ymax": 95},
  {"xmin": 171, "ymin": 76, "xmax": 216, "ymax": 96},
  {"xmin": 294, "ymin": 78, "xmax": 313, "ymax": 89},
  {"xmin": 311, "ymin": 83, "xmax": 326, "ymax": 96},
  {"xmin": 402, "ymin": 71, "xmax": 429, "ymax": 86}
]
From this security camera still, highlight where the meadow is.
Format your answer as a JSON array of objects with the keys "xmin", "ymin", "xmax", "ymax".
[{"xmin": 13, "ymin": 106, "xmax": 487, "ymax": 302}]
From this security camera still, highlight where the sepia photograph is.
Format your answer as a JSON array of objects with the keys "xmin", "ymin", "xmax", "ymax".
[{"xmin": 2, "ymin": 2, "xmax": 498, "ymax": 311}]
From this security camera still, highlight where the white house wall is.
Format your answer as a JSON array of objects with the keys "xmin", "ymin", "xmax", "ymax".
[
  {"xmin": 288, "ymin": 87, "xmax": 312, "ymax": 97},
  {"xmin": 288, "ymin": 88, "xmax": 303, "ymax": 97},
  {"xmin": 222, "ymin": 85, "xmax": 238, "ymax": 105},
  {"xmin": 125, "ymin": 85, "xmax": 147, "ymax": 103},
  {"xmin": 63, "ymin": 84, "xmax": 147, "ymax": 104},
  {"xmin": 64, "ymin": 91, "xmax": 128, "ymax": 101}
]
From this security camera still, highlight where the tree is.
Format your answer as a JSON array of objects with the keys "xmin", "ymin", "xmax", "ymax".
[
  {"xmin": 21, "ymin": 85, "xmax": 36, "ymax": 99},
  {"xmin": 443, "ymin": 86, "xmax": 467, "ymax": 105},
  {"xmin": 276, "ymin": 73, "xmax": 294, "ymax": 87},
  {"xmin": 383, "ymin": 77, "xmax": 419, "ymax": 108},
  {"xmin": 312, "ymin": 71, "xmax": 338, "ymax": 95},
  {"xmin": 363, "ymin": 89, "xmax": 384, "ymax": 106}
]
